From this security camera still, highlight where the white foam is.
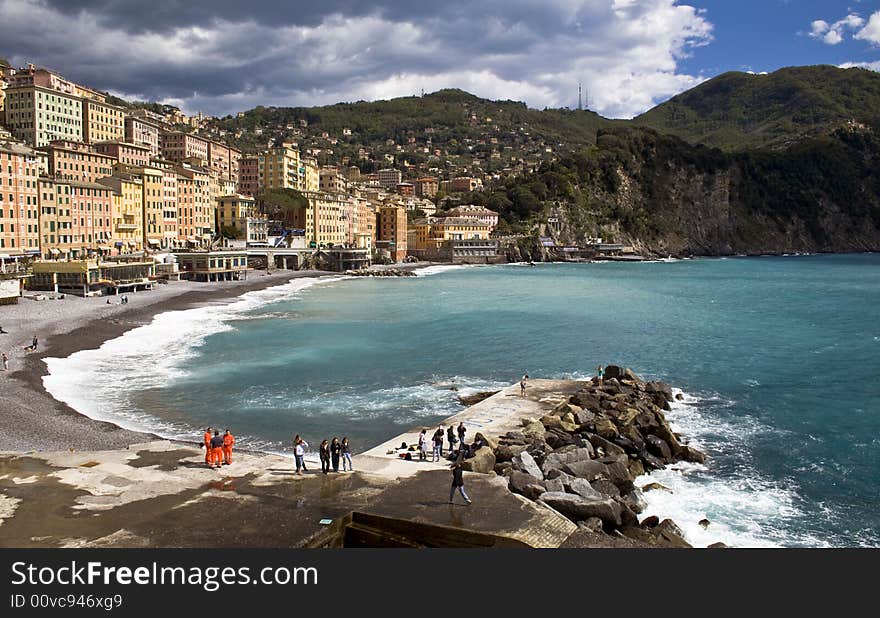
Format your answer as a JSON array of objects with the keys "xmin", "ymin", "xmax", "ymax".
[
  {"xmin": 42, "ymin": 276, "xmax": 341, "ymax": 442},
  {"xmin": 414, "ymin": 264, "xmax": 475, "ymax": 277}
]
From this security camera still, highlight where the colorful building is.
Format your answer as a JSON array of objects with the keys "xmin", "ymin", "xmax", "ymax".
[
  {"xmin": 93, "ymin": 141, "xmax": 151, "ymax": 168},
  {"xmin": 2, "ymin": 66, "xmax": 84, "ymax": 147},
  {"xmin": 377, "ymin": 204, "xmax": 408, "ymax": 262},
  {"xmin": 96, "ymin": 173, "xmax": 144, "ymax": 253},
  {"xmin": 37, "ymin": 177, "xmax": 113, "ymax": 259},
  {"xmin": 40, "ymin": 140, "xmax": 115, "ymax": 183},
  {"xmin": 82, "ymin": 99, "xmax": 126, "ymax": 144},
  {"xmin": 124, "ymin": 116, "xmax": 161, "ymax": 157},
  {"xmin": 0, "ymin": 139, "xmax": 42, "ymax": 258}
]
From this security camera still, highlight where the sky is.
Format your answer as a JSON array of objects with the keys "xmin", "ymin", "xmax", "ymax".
[{"xmin": 2, "ymin": 0, "xmax": 880, "ymax": 119}]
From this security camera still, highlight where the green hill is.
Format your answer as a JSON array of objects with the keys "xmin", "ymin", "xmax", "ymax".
[{"xmin": 634, "ymin": 65, "xmax": 880, "ymax": 151}]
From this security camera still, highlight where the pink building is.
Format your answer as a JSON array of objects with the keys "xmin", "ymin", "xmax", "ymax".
[
  {"xmin": 160, "ymin": 131, "xmax": 209, "ymax": 165},
  {"xmin": 93, "ymin": 141, "xmax": 151, "ymax": 167}
]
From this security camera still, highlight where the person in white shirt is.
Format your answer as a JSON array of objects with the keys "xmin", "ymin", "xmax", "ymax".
[{"xmin": 294, "ymin": 434, "xmax": 309, "ymax": 475}]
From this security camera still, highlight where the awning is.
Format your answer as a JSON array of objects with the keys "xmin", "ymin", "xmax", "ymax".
[
  {"xmin": 49, "ymin": 248, "xmax": 61, "ymax": 255},
  {"xmin": 97, "ymin": 245, "xmax": 112, "ymax": 250},
  {"xmin": 114, "ymin": 241, "xmax": 124, "ymax": 247},
  {"xmin": 147, "ymin": 239, "xmax": 160, "ymax": 246}
]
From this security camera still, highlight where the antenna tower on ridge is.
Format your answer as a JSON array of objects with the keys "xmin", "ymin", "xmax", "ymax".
[{"xmin": 578, "ymin": 82, "xmax": 583, "ymax": 111}]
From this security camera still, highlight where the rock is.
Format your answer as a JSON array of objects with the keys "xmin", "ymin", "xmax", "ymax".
[
  {"xmin": 474, "ymin": 432, "xmax": 498, "ymax": 452},
  {"xmin": 641, "ymin": 452, "xmax": 668, "ymax": 471},
  {"xmin": 590, "ymin": 479, "xmax": 621, "ymax": 498},
  {"xmin": 679, "ymin": 445, "xmax": 707, "ymax": 464},
  {"xmin": 458, "ymin": 390, "xmax": 499, "ymax": 406},
  {"xmin": 500, "ymin": 431, "xmax": 527, "ymax": 445},
  {"xmin": 645, "ymin": 435, "xmax": 673, "ymax": 461},
  {"xmin": 627, "ymin": 458, "xmax": 645, "ymax": 479},
  {"xmin": 494, "ymin": 444, "xmax": 527, "ymax": 463},
  {"xmin": 544, "ymin": 430, "xmax": 575, "ymax": 450},
  {"xmin": 586, "ymin": 434, "xmax": 626, "ymax": 457},
  {"xmin": 655, "ymin": 519, "xmax": 691, "ymax": 548},
  {"xmin": 651, "ymin": 420, "xmax": 682, "ymax": 455},
  {"xmin": 618, "ymin": 503, "xmax": 640, "ymax": 528},
  {"xmin": 641, "ymin": 482, "xmax": 672, "ymax": 493},
  {"xmin": 603, "ymin": 365, "xmax": 625, "ymax": 381},
  {"xmin": 675, "ymin": 393, "xmax": 684, "ymax": 401},
  {"xmin": 540, "ymin": 415, "xmax": 563, "ymax": 431},
  {"xmin": 578, "ymin": 517, "xmax": 604, "ymax": 533},
  {"xmin": 707, "ymin": 542, "xmax": 727, "ymax": 549},
  {"xmin": 645, "ymin": 381, "xmax": 674, "ymax": 402},
  {"xmin": 541, "ymin": 478, "xmax": 565, "ymax": 493},
  {"xmin": 640, "ymin": 515, "xmax": 660, "ymax": 528},
  {"xmin": 570, "ymin": 391, "xmax": 601, "ymax": 412},
  {"xmin": 623, "ymin": 488, "xmax": 648, "ymax": 514},
  {"xmin": 564, "ymin": 477, "xmax": 605, "ymax": 501},
  {"xmin": 574, "ymin": 409, "xmax": 597, "ymax": 426},
  {"xmin": 561, "ymin": 412, "xmax": 577, "ymax": 426},
  {"xmin": 615, "ymin": 407, "xmax": 641, "ymax": 426},
  {"xmin": 513, "ymin": 451, "xmax": 544, "ymax": 480},
  {"xmin": 596, "ymin": 456, "xmax": 636, "ymax": 492},
  {"xmin": 559, "ymin": 419, "xmax": 579, "ymax": 433},
  {"xmin": 562, "ymin": 459, "xmax": 609, "ymax": 481},
  {"xmin": 522, "ymin": 421, "xmax": 546, "ymax": 439},
  {"xmin": 699, "ymin": 518, "xmax": 711, "ymax": 529},
  {"xmin": 508, "ymin": 471, "xmax": 544, "ymax": 500},
  {"xmin": 594, "ymin": 418, "xmax": 620, "ymax": 440},
  {"xmin": 540, "ymin": 447, "xmax": 594, "ymax": 476},
  {"xmin": 553, "ymin": 401, "xmax": 583, "ymax": 417},
  {"xmin": 461, "ymin": 446, "xmax": 496, "ymax": 474},
  {"xmin": 539, "ymin": 492, "xmax": 623, "ymax": 528},
  {"xmin": 494, "ymin": 462, "xmax": 514, "ymax": 476}
]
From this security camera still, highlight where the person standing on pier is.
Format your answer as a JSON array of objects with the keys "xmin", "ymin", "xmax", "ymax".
[
  {"xmin": 330, "ymin": 437, "xmax": 342, "ymax": 472},
  {"xmin": 1, "ymin": 353, "xmax": 8, "ymax": 371},
  {"xmin": 223, "ymin": 429, "xmax": 235, "ymax": 465},
  {"xmin": 432, "ymin": 426, "xmax": 444, "ymax": 461},
  {"xmin": 597, "ymin": 365, "xmax": 605, "ymax": 386},
  {"xmin": 457, "ymin": 422, "xmax": 467, "ymax": 451},
  {"xmin": 418, "ymin": 429, "xmax": 428, "ymax": 461},
  {"xmin": 210, "ymin": 430, "xmax": 225, "ymax": 469},
  {"xmin": 341, "ymin": 437, "xmax": 353, "ymax": 471},
  {"xmin": 294, "ymin": 435, "xmax": 309, "ymax": 474},
  {"xmin": 449, "ymin": 461, "xmax": 471, "ymax": 505},
  {"xmin": 319, "ymin": 439, "xmax": 331, "ymax": 474},
  {"xmin": 520, "ymin": 374, "xmax": 529, "ymax": 397},
  {"xmin": 447, "ymin": 425, "xmax": 457, "ymax": 455},
  {"xmin": 202, "ymin": 427, "xmax": 213, "ymax": 466}
]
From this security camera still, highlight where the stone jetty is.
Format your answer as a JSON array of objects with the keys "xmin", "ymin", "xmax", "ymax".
[{"xmin": 344, "ymin": 268, "xmax": 416, "ymax": 277}]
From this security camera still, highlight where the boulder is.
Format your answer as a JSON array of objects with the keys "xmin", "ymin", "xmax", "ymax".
[
  {"xmin": 651, "ymin": 420, "xmax": 682, "ymax": 455},
  {"xmin": 679, "ymin": 445, "xmax": 707, "ymax": 464},
  {"xmin": 640, "ymin": 515, "xmax": 660, "ymax": 528},
  {"xmin": 539, "ymin": 492, "xmax": 623, "ymax": 528},
  {"xmin": 540, "ymin": 415, "xmax": 563, "ymax": 431},
  {"xmin": 513, "ymin": 451, "xmax": 544, "ymax": 480},
  {"xmin": 578, "ymin": 518, "xmax": 604, "ymax": 533},
  {"xmin": 544, "ymin": 430, "xmax": 575, "ymax": 450},
  {"xmin": 553, "ymin": 401, "xmax": 584, "ymax": 417},
  {"xmin": 641, "ymin": 452, "xmax": 668, "ymax": 471},
  {"xmin": 494, "ymin": 444, "xmax": 527, "ymax": 463},
  {"xmin": 618, "ymin": 503, "xmax": 640, "ymax": 528},
  {"xmin": 586, "ymin": 434, "xmax": 626, "ymax": 457},
  {"xmin": 570, "ymin": 391, "xmax": 601, "ymax": 412},
  {"xmin": 541, "ymin": 478, "xmax": 565, "ymax": 493},
  {"xmin": 499, "ymin": 431, "xmax": 527, "ymax": 445},
  {"xmin": 574, "ymin": 409, "xmax": 597, "ymax": 426},
  {"xmin": 645, "ymin": 435, "xmax": 673, "ymax": 461},
  {"xmin": 508, "ymin": 471, "xmax": 544, "ymax": 500},
  {"xmin": 615, "ymin": 407, "xmax": 641, "ymax": 426},
  {"xmin": 461, "ymin": 446, "xmax": 496, "ymax": 474},
  {"xmin": 594, "ymin": 418, "xmax": 620, "ymax": 440},
  {"xmin": 522, "ymin": 421, "xmax": 546, "ymax": 439},
  {"xmin": 590, "ymin": 479, "xmax": 621, "ymax": 498},
  {"xmin": 564, "ymin": 476, "xmax": 605, "ymax": 501},
  {"xmin": 622, "ymin": 488, "xmax": 648, "ymax": 514},
  {"xmin": 655, "ymin": 519, "xmax": 691, "ymax": 548},
  {"xmin": 494, "ymin": 462, "xmax": 514, "ymax": 476},
  {"xmin": 645, "ymin": 381, "xmax": 674, "ymax": 402},
  {"xmin": 540, "ymin": 447, "xmax": 594, "ymax": 476},
  {"xmin": 474, "ymin": 432, "xmax": 498, "ymax": 452},
  {"xmin": 699, "ymin": 518, "xmax": 711, "ymax": 529},
  {"xmin": 603, "ymin": 365, "xmax": 625, "ymax": 381},
  {"xmin": 641, "ymin": 482, "xmax": 672, "ymax": 493},
  {"xmin": 596, "ymin": 456, "xmax": 636, "ymax": 492},
  {"xmin": 561, "ymin": 459, "xmax": 609, "ymax": 481},
  {"xmin": 627, "ymin": 458, "xmax": 645, "ymax": 479},
  {"xmin": 708, "ymin": 542, "xmax": 728, "ymax": 549},
  {"xmin": 675, "ymin": 393, "xmax": 684, "ymax": 401}
]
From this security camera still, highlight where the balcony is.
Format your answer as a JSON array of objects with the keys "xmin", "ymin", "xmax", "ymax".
[{"xmin": 115, "ymin": 223, "xmax": 139, "ymax": 231}]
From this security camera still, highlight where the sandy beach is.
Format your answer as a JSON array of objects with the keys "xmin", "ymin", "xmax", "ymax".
[{"xmin": 0, "ymin": 269, "xmax": 336, "ymax": 452}]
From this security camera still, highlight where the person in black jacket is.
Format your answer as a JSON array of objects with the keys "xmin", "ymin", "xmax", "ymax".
[
  {"xmin": 319, "ymin": 439, "xmax": 330, "ymax": 474},
  {"xmin": 330, "ymin": 437, "xmax": 342, "ymax": 472},
  {"xmin": 446, "ymin": 425, "xmax": 457, "ymax": 454},
  {"xmin": 449, "ymin": 461, "xmax": 471, "ymax": 505}
]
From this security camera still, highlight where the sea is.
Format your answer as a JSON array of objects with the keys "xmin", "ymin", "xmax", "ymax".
[{"xmin": 43, "ymin": 254, "xmax": 880, "ymax": 548}]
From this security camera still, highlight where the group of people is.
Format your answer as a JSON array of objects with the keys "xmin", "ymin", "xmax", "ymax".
[
  {"xmin": 106, "ymin": 295, "xmax": 130, "ymax": 305},
  {"xmin": 201, "ymin": 427, "xmax": 235, "ymax": 468},
  {"xmin": 292, "ymin": 435, "xmax": 353, "ymax": 475},
  {"xmin": 415, "ymin": 421, "xmax": 470, "ymax": 463}
]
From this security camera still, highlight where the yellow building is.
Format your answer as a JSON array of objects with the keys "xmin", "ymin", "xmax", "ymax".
[
  {"xmin": 258, "ymin": 146, "xmax": 303, "ymax": 192},
  {"xmin": 377, "ymin": 205, "xmax": 408, "ymax": 262},
  {"xmin": 176, "ymin": 164, "xmax": 214, "ymax": 246},
  {"xmin": 407, "ymin": 216, "xmax": 491, "ymax": 260},
  {"xmin": 125, "ymin": 166, "xmax": 165, "ymax": 251},
  {"xmin": 96, "ymin": 174, "xmax": 144, "ymax": 252},
  {"xmin": 82, "ymin": 99, "xmax": 125, "ymax": 144},
  {"xmin": 302, "ymin": 157, "xmax": 320, "ymax": 192},
  {"xmin": 216, "ymin": 194, "xmax": 257, "ymax": 239}
]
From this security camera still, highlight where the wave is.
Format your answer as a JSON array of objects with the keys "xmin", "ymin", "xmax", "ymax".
[
  {"xmin": 42, "ymin": 276, "xmax": 341, "ymax": 441},
  {"xmin": 414, "ymin": 264, "xmax": 476, "ymax": 277}
]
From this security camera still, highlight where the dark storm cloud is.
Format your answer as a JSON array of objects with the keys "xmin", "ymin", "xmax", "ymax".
[{"xmin": 0, "ymin": 0, "xmax": 714, "ymax": 118}]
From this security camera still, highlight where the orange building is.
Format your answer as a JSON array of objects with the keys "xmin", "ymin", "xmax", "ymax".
[
  {"xmin": 377, "ymin": 205, "xmax": 407, "ymax": 262},
  {"xmin": 0, "ymin": 139, "xmax": 42, "ymax": 258},
  {"xmin": 40, "ymin": 140, "xmax": 115, "ymax": 183}
]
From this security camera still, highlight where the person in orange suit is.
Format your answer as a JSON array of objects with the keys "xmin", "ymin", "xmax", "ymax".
[
  {"xmin": 202, "ymin": 426, "xmax": 213, "ymax": 466},
  {"xmin": 210, "ymin": 430, "xmax": 225, "ymax": 469},
  {"xmin": 223, "ymin": 429, "xmax": 235, "ymax": 465}
]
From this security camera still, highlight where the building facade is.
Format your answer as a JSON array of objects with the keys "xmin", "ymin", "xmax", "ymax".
[
  {"xmin": 97, "ymin": 174, "xmax": 144, "ymax": 252},
  {"xmin": 124, "ymin": 116, "xmax": 161, "ymax": 157},
  {"xmin": 40, "ymin": 140, "xmax": 115, "ymax": 183},
  {"xmin": 82, "ymin": 99, "xmax": 125, "ymax": 144},
  {"xmin": 93, "ymin": 141, "xmax": 151, "ymax": 167},
  {"xmin": 377, "ymin": 204, "xmax": 407, "ymax": 261},
  {"xmin": 0, "ymin": 140, "xmax": 41, "ymax": 257}
]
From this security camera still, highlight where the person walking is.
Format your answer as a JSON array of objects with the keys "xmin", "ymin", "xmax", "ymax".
[
  {"xmin": 449, "ymin": 461, "xmax": 472, "ymax": 505},
  {"xmin": 319, "ymin": 439, "xmax": 331, "ymax": 474},
  {"xmin": 341, "ymin": 437, "xmax": 353, "ymax": 471},
  {"xmin": 330, "ymin": 437, "xmax": 342, "ymax": 472},
  {"xmin": 418, "ymin": 429, "xmax": 428, "ymax": 461},
  {"xmin": 432, "ymin": 426, "xmax": 444, "ymax": 461},
  {"xmin": 222, "ymin": 429, "xmax": 235, "ymax": 465},
  {"xmin": 293, "ymin": 435, "xmax": 309, "ymax": 474},
  {"xmin": 1, "ymin": 353, "xmax": 8, "ymax": 372},
  {"xmin": 209, "ymin": 430, "xmax": 225, "ymax": 469},
  {"xmin": 202, "ymin": 427, "xmax": 213, "ymax": 466},
  {"xmin": 520, "ymin": 374, "xmax": 529, "ymax": 397},
  {"xmin": 447, "ymin": 425, "xmax": 457, "ymax": 454},
  {"xmin": 597, "ymin": 365, "xmax": 605, "ymax": 386}
]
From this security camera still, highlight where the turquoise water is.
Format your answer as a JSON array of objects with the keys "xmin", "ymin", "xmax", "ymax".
[{"xmin": 44, "ymin": 255, "xmax": 880, "ymax": 547}]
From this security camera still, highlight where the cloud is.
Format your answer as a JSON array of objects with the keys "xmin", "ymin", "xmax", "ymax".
[
  {"xmin": 808, "ymin": 13, "xmax": 865, "ymax": 45},
  {"xmin": 854, "ymin": 11, "xmax": 880, "ymax": 44},
  {"xmin": 0, "ymin": 0, "xmax": 714, "ymax": 119},
  {"xmin": 839, "ymin": 60, "xmax": 880, "ymax": 72}
]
